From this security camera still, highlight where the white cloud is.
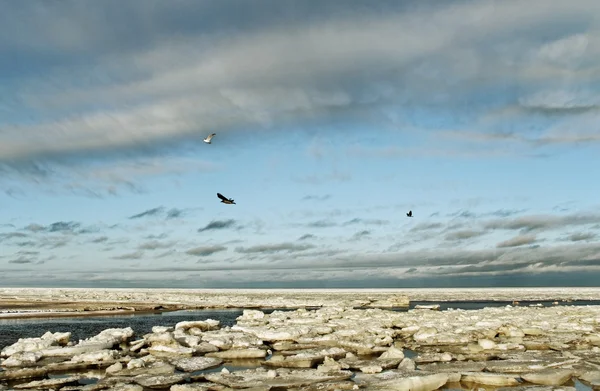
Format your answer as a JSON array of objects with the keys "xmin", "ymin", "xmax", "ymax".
[{"xmin": 2, "ymin": 0, "xmax": 600, "ymax": 165}]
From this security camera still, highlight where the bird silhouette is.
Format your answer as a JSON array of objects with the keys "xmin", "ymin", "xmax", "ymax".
[
  {"xmin": 406, "ymin": 210, "xmax": 413, "ymax": 217},
  {"xmin": 204, "ymin": 133, "xmax": 216, "ymax": 144},
  {"xmin": 217, "ymin": 193, "xmax": 236, "ymax": 205}
]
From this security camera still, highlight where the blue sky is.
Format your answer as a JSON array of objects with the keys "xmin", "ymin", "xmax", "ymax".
[{"xmin": 1, "ymin": 0, "xmax": 600, "ymax": 288}]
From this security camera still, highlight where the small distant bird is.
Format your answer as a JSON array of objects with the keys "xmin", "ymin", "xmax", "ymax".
[
  {"xmin": 217, "ymin": 193, "xmax": 236, "ymax": 205},
  {"xmin": 204, "ymin": 133, "xmax": 216, "ymax": 144},
  {"xmin": 406, "ymin": 210, "xmax": 413, "ymax": 217}
]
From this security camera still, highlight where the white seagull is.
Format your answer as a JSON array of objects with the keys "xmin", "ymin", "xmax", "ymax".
[{"xmin": 203, "ymin": 133, "xmax": 216, "ymax": 144}]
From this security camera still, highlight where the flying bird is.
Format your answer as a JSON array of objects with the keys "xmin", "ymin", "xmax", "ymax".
[
  {"xmin": 204, "ymin": 133, "xmax": 216, "ymax": 144},
  {"xmin": 406, "ymin": 210, "xmax": 413, "ymax": 217},
  {"xmin": 217, "ymin": 193, "xmax": 236, "ymax": 205}
]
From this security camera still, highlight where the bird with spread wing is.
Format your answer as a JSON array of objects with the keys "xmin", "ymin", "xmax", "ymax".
[
  {"xmin": 217, "ymin": 193, "xmax": 236, "ymax": 205},
  {"xmin": 204, "ymin": 133, "xmax": 216, "ymax": 144}
]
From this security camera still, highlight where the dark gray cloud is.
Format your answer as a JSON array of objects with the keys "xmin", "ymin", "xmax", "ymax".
[
  {"xmin": 566, "ymin": 232, "xmax": 597, "ymax": 242},
  {"xmin": 235, "ymin": 242, "xmax": 315, "ymax": 254},
  {"xmin": 343, "ymin": 218, "xmax": 389, "ymax": 226},
  {"xmin": 90, "ymin": 236, "xmax": 109, "ymax": 243},
  {"xmin": 186, "ymin": 245, "xmax": 227, "ymax": 257},
  {"xmin": 24, "ymin": 224, "xmax": 46, "ymax": 232},
  {"xmin": 352, "ymin": 230, "xmax": 371, "ymax": 240},
  {"xmin": 146, "ymin": 233, "xmax": 169, "ymax": 239},
  {"xmin": 15, "ymin": 241, "xmax": 37, "ymax": 247},
  {"xmin": 22, "ymin": 221, "xmax": 93, "ymax": 235},
  {"xmin": 447, "ymin": 210, "xmax": 477, "ymax": 219},
  {"xmin": 129, "ymin": 207, "xmax": 165, "ymax": 219},
  {"xmin": 445, "ymin": 229, "xmax": 486, "ymax": 241},
  {"xmin": 112, "ymin": 251, "xmax": 144, "ymax": 260},
  {"xmin": 137, "ymin": 240, "xmax": 176, "ymax": 251},
  {"xmin": 490, "ymin": 209, "xmax": 527, "ymax": 217},
  {"xmin": 484, "ymin": 212, "xmax": 600, "ymax": 233},
  {"xmin": 496, "ymin": 234, "xmax": 537, "ymax": 248},
  {"xmin": 166, "ymin": 208, "xmax": 186, "ymax": 219},
  {"xmin": 47, "ymin": 221, "xmax": 81, "ymax": 232},
  {"xmin": 302, "ymin": 194, "xmax": 331, "ymax": 201},
  {"xmin": 5, "ymin": 238, "xmax": 600, "ymax": 288},
  {"xmin": 307, "ymin": 220, "xmax": 337, "ymax": 228},
  {"xmin": 8, "ymin": 256, "xmax": 36, "ymax": 264},
  {"xmin": 298, "ymin": 234, "xmax": 316, "ymax": 241},
  {"xmin": 0, "ymin": 232, "xmax": 28, "ymax": 241},
  {"xmin": 198, "ymin": 219, "xmax": 236, "ymax": 232},
  {"xmin": 410, "ymin": 222, "xmax": 443, "ymax": 232}
]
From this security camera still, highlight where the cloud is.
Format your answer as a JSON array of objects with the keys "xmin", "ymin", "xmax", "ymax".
[
  {"xmin": 484, "ymin": 212, "xmax": 600, "ymax": 233},
  {"xmin": 46, "ymin": 221, "xmax": 81, "ymax": 233},
  {"xmin": 444, "ymin": 229, "xmax": 486, "ymax": 241},
  {"xmin": 566, "ymin": 232, "xmax": 597, "ymax": 242},
  {"xmin": 306, "ymin": 220, "xmax": 337, "ymax": 228},
  {"xmin": 24, "ymin": 224, "xmax": 46, "ymax": 233},
  {"xmin": 343, "ymin": 218, "xmax": 389, "ymax": 226},
  {"xmin": 137, "ymin": 240, "xmax": 176, "ymax": 251},
  {"xmin": 496, "ymin": 234, "xmax": 538, "ymax": 248},
  {"xmin": 302, "ymin": 194, "xmax": 331, "ymax": 201},
  {"xmin": 410, "ymin": 222, "xmax": 443, "ymax": 232},
  {"xmin": 1, "ymin": 0, "xmax": 600, "ymax": 194},
  {"xmin": 146, "ymin": 233, "xmax": 169, "ymax": 240},
  {"xmin": 235, "ymin": 242, "xmax": 315, "ymax": 254},
  {"xmin": 0, "ymin": 232, "xmax": 28, "ymax": 242},
  {"xmin": 166, "ymin": 208, "xmax": 187, "ymax": 219},
  {"xmin": 8, "ymin": 256, "xmax": 37, "ymax": 264},
  {"xmin": 298, "ymin": 234, "xmax": 316, "ymax": 241},
  {"xmin": 129, "ymin": 207, "xmax": 165, "ymax": 219},
  {"xmin": 448, "ymin": 210, "xmax": 477, "ymax": 219},
  {"xmin": 198, "ymin": 219, "xmax": 236, "ymax": 232},
  {"xmin": 490, "ymin": 209, "xmax": 526, "ymax": 217},
  {"xmin": 185, "ymin": 245, "xmax": 227, "ymax": 257},
  {"xmin": 90, "ymin": 236, "xmax": 109, "ymax": 243},
  {"xmin": 352, "ymin": 230, "xmax": 371, "ymax": 240},
  {"xmin": 20, "ymin": 221, "xmax": 99, "ymax": 237},
  {"xmin": 112, "ymin": 251, "xmax": 144, "ymax": 260}
]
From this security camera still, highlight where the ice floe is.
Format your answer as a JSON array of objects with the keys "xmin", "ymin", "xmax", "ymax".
[{"xmin": 1, "ymin": 301, "xmax": 600, "ymax": 390}]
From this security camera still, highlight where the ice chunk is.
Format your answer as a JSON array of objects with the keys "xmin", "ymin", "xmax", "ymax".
[
  {"xmin": 0, "ymin": 351, "xmax": 42, "ymax": 367},
  {"xmin": 1, "ymin": 331, "xmax": 71, "ymax": 357},
  {"xmin": 354, "ymin": 370, "xmax": 449, "ymax": 391},
  {"xmin": 12, "ymin": 375, "xmax": 81, "ymax": 389},
  {"xmin": 168, "ymin": 357, "xmax": 223, "ymax": 372},
  {"xmin": 461, "ymin": 372, "xmax": 520, "ymax": 386},
  {"xmin": 204, "ymin": 368, "xmax": 353, "ymax": 388},
  {"xmin": 206, "ymin": 348, "xmax": 267, "ymax": 359},
  {"xmin": 175, "ymin": 319, "xmax": 220, "ymax": 331},
  {"xmin": 521, "ymin": 369, "xmax": 573, "ymax": 385}
]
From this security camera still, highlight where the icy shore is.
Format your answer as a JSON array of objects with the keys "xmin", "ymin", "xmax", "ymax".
[
  {"xmin": 0, "ymin": 288, "xmax": 413, "ymax": 319},
  {"xmin": 1, "ymin": 303, "xmax": 600, "ymax": 390},
  {"xmin": 2, "ymin": 287, "xmax": 600, "ymax": 319}
]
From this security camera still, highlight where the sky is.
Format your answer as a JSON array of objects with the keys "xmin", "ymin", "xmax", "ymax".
[{"xmin": 1, "ymin": 0, "xmax": 600, "ymax": 288}]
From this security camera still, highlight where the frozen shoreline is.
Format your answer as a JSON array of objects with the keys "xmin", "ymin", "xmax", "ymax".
[{"xmin": 2, "ymin": 287, "xmax": 600, "ymax": 320}]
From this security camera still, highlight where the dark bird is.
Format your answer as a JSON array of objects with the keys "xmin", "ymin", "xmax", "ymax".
[
  {"xmin": 204, "ymin": 133, "xmax": 216, "ymax": 144},
  {"xmin": 406, "ymin": 210, "xmax": 413, "ymax": 217},
  {"xmin": 217, "ymin": 193, "xmax": 236, "ymax": 205}
]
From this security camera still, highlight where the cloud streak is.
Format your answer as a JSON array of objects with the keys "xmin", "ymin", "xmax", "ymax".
[
  {"xmin": 3, "ymin": 0, "xmax": 599, "ymax": 174},
  {"xmin": 198, "ymin": 219, "xmax": 237, "ymax": 232}
]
